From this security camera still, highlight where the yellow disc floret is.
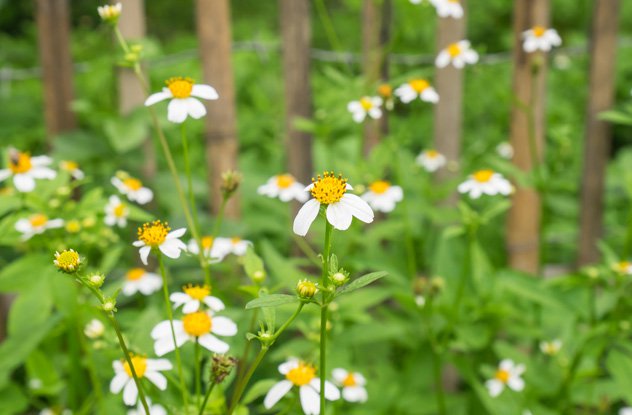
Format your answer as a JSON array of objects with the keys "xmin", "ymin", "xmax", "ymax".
[
  {"xmin": 54, "ymin": 249, "xmax": 81, "ymax": 273},
  {"xmin": 201, "ymin": 236, "xmax": 214, "ymax": 250},
  {"xmin": 183, "ymin": 284, "xmax": 211, "ymax": 300},
  {"xmin": 310, "ymin": 172, "xmax": 348, "ymax": 205},
  {"xmin": 123, "ymin": 355, "xmax": 148, "ymax": 378},
  {"xmin": 494, "ymin": 369, "xmax": 510, "ymax": 384},
  {"xmin": 166, "ymin": 77, "xmax": 194, "ymax": 99},
  {"xmin": 532, "ymin": 26, "xmax": 546, "ymax": 37},
  {"xmin": 114, "ymin": 203, "xmax": 127, "ymax": 218},
  {"xmin": 377, "ymin": 84, "xmax": 392, "ymax": 98},
  {"xmin": 138, "ymin": 220, "xmax": 170, "ymax": 247},
  {"xmin": 342, "ymin": 373, "xmax": 357, "ymax": 387},
  {"xmin": 126, "ymin": 268, "xmax": 146, "ymax": 281},
  {"xmin": 123, "ymin": 178, "xmax": 143, "ymax": 191},
  {"xmin": 61, "ymin": 160, "xmax": 79, "ymax": 172},
  {"xmin": 9, "ymin": 151, "xmax": 32, "ymax": 174},
  {"xmin": 286, "ymin": 362, "xmax": 316, "ymax": 386},
  {"xmin": 369, "ymin": 180, "xmax": 390, "ymax": 195},
  {"xmin": 472, "ymin": 169, "xmax": 495, "ymax": 183},
  {"xmin": 29, "ymin": 214, "xmax": 48, "ymax": 228},
  {"xmin": 425, "ymin": 149, "xmax": 439, "ymax": 158},
  {"xmin": 359, "ymin": 97, "xmax": 373, "ymax": 110},
  {"xmin": 183, "ymin": 312, "xmax": 212, "ymax": 337},
  {"xmin": 276, "ymin": 174, "xmax": 295, "ymax": 189},
  {"xmin": 409, "ymin": 79, "xmax": 429, "ymax": 93},
  {"xmin": 447, "ymin": 42, "xmax": 462, "ymax": 57}
]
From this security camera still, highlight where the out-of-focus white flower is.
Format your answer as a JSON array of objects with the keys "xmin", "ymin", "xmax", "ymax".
[
  {"xmin": 60, "ymin": 161, "xmax": 85, "ymax": 180},
  {"xmin": 377, "ymin": 84, "xmax": 395, "ymax": 110},
  {"xmin": 187, "ymin": 236, "xmax": 228, "ymax": 263},
  {"xmin": 145, "ymin": 77, "xmax": 218, "ymax": 124},
  {"xmin": 122, "ymin": 268, "xmax": 162, "ymax": 296},
  {"xmin": 620, "ymin": 407, "xmax": 632, "ymax": 415},
  {"xmin": 332, "ymin": 368, "xmax": 368, "ymax": 403},
  {"xmin": 614, "ymin": 261, "xmax": 632, "ymax": 275},
  {"xmin": 84, "ymin": 319, "xmax": 105, "ymax": 339},
  {"xmin": 97, "ymin": 3, "xmax": 122, "ymax": 23},
  {"xmin": 522, "ymin": 26, "xmax": 562, "ymax": 53},
  {"xmin": 485, "ymin": 359, "xmax": 525, "ymax": 397},
  {"xmin": 110, "ymin": 355, "xmax": 172, "ymax": 406},
  {"xmin": 436, "ymin": 40, "xmax": 479, "ymax": 69},
  {"xmin": 111, "ymin": 173, "xmax": 153, "ymax": 205},
  {"xmin": 458, "ymin": 169, "xmax": 512, "ymax": 199},
  {"xmin": 133, "ymin": 221, "xmax": 187, "ymax": 265},
  {"xmin": 416, "ymin": 149, "xmax": 446, "ymax": 172},
  {"xmin": 0, "ymin": 149, "xmax": 56, "ymax": 193},
  {"xmin": 496, "ymin": 142, "xmax": 514, "ymax": 159},
  {"xmin": 258, "ymin": 174, "xmax": 309, "ymax": 202},
  {"xmin": 15, "ymin": 214, "xmax": 64, "ymax": 241},
  {"xmin": 212, "ymin": 237, "xmax": 252, "ymax": 258},
  {"xmin": 347, "ymin": 96, "xmax": 383, "ymax": 123},
  {"xmin": 361, "ymin": 181, "xmax": 403, "ymax": 213},
  {"xmin": 170, "ymin": 284, "xmax": 225, "ymax": 314},
  {"xmin": 540, "ymin": 339, "xmax": 562, "ymax": 356},
  {"xmin": 415, "ymin": 295, "xmax": 426, "ymax": 308},
  {"xmin": 127, "ymin": 398, "xmax": 167, "ymax": 415},
  {"xmin": 104, "ymin": 195, "xmax": 129, "ymax": 228},
  {"xmin": 394, "ymin": 79, "xmax": 439, "ymax": 104},
  {"xmin": 432, "ymin": 0, "xmax": 463, "ymax": 19}
]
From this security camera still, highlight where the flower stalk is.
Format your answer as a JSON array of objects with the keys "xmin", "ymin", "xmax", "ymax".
[{"xmin": 320, "ymin": 220, "xmax": 333, "ymax": 411}]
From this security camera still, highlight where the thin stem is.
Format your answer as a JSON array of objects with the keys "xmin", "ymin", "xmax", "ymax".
[
  {"xmin": 181, "ymin": 123, "xmax": 204, "ymax": 261},
  {"xmin": 199, "ymin": 382, "xmax": 216, "ymax": 415},
  {"xmin": 77, "ymin": 321, "xmax": 104, "ymax": 414},
  {"xmin": 432, "ymin": 351, "xmax": 447, "ymax": 415},
  {"xmin": 273, "ymin": 303, "xmax": 305, "ymax": 341},
  {"xmin": 320, "ymin": 221, "xmax": 333, "ymax": 413},
  {"xmin": 234, "ymin": 310, "xmax": 259, "ymax": 388},
  {"xmin": 227, "ymin": 347, "xmax": 269, "ymax": 415},
  {"xmin": 194, "ymin": 338, "xmax": 201, "ymax": 408},
  {"xmin": 158, "ymin": 253, "xmax": 190, "ymax": 411}
]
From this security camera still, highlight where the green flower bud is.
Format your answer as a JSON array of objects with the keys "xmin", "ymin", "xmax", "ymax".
[{"xmin": 296, "ymin": 279, "xmax": 318, "ymax": 299}]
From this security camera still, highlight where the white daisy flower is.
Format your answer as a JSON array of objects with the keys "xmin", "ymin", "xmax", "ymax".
[
  {"xmin": 432, "ymin": 0, "xmax": 464, "ymax": 18},
  {"xmin": 614, "ymin": 261, "xmax": 632, "ymax": 275},
  {"xmin": 15, "ymin": 214, "xmax": 64, "ymax": 241},
  {"xmin": 187, "ymin": 236, "xmax": 228, "ymax": 263},
  {"xmin": 257, "ymin": 174, "xmax": 309, "ymax": 203},
  {"xmin": 111, "ymin": 173, "xmax": 153, "ymax": 205},
  {"xmin": 170, "ymin": 284, "xmax": 225, "ymax": 314},
  {"xmin": 127, "ymin": 398, "xmax": 166, "ymax": 415},
  {"xmin": 347, "ymin": 96, "xmax": 383, "ymax": 123},
  {"xmin": 457, "ymin": 169, "xmax": 512, "ymax": 199},
  {"xmin": 485, "ymin": 359, "xmax": 525, "ymax": 398},
  {"xmin": 144, "ymin": 77, "xmax": 219, "ymax": 124},
  {"xmin": 59, "ymin": 160, "xmax": 85, "ymax": 180},
  {"xmin": 109, "ymin": 355, "xmax": 172, "ymax": 406},
  {"xmin": 620, "ymin": 407, "xmax": 632, "ymax": 415},
  {"xmin": 496, "ymin": 142, "xmax": 514, "ymax": 159},
  {"xmin": 133, "ymin": 221, "xmax": 187, "ymax": 265},
  {"xmin": 522, "ymin": 26, "xmax": 562, "ymax": 53},
  {"xmin": 0, "ymin": 149, "xmax": 56, "ymax": 193},
  {"xmin": 539, "ymin": 339, "xmax": 562, "ymax": 356},
  {"xmin": 435, "ymin": 40, "xmax": 479, "ymax": 69},
  {"xmin": 122, "ymin": 268, "xmax": 162, "ymax": 296},
  {"xmin": 394, "ymin": 79, "xmax": 439, "ymax": 104},
  {"xmin": 332, "ymin": 368, "xmax": 368, "ymax": 403},
  {"xmin": 84, "ymin": 319, "xmax": 105, "ymax": 339},
  {"xmin": 416, "ymin": 149, "xmax": 447, "ymax": 172},
  {"xmin": 104, "ymin": 195, "xmax": 130, "ymax": 228},
  {"xmin": 213, "ymin": 237, "xmax": 252, "ymax": 258},
  {"xmin": 361, "ymin": 181, "xmax": 403, "ymax": 213},
  {"xmin": 151, "ymin": 311, "xmax": 237, "ymax": 356},
  {"xmin": 264, "ymin": 358, "xmax": 340, "ymax": 414},
  {"xmin": 97, "ymin": 3, "xmax": 122, "ymax": 23},
  {"xmin": 293, "ymin": 172, "xmax": 374, "ymax": 236}
]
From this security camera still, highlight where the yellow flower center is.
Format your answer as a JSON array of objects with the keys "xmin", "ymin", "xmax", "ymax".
[
  {"xmin": 495, "ymin": 369, "xmax": 510, "ymax": 384},
  {"xmin": 369, "ymin": 180, "xmax": 390, "ymax": 195},
  {"xmin": 310, "ymin": 172, "xmax": 348, "ymax": 205},
  {"xmin": 472, "ymin": 169, "xmax": 495, "ymax": 183},
  {"xmin": 123, "ymin": 178, "xmax": 143, "ymax": 191},
  {"xmin": 447, "ymin": 42, "xmax": 461, "ymax": 57},
  {"xmin": 201, "ymin": 236, "xmax": 214, "ymax": 250},
  {"xmin": 276, "ymin": 174, "xmax": 295, "ymax": 189},
  {"xmin": 409, "ymin": 79, "xmax": 429, "ymax": 93},
  {"xmin": 359, "ymin": 97, "xmax": 373, "ymax": 111},
  {"xmin": 113, "ymin": 203, "xmax": 127, "ymax": 218},
  {"xmin": 123, "ymin": 355, "xmax": 147, "ymax": 378},
  {"xmin": 166, "ymin": 77, "xmax": 194, "ymax": 99},
  {"xmin": 29, "ymin": 214, "xmax": 48, "ymax": 227},
  {"xmin": 377, "ymin": 84, "xmax": 392, "ymax": 98},
  {"xmin": 9, "ymin": 152, "xmax": 32, "ymax": 174},
  {"xmin": 286, "ymin": 362, "xmax": 316, "ymax": 386},
  {"xmin": 66, "ymin": 220, "xmax": 81, "ymax": 233},
  {"xmin": 61, "ymin": 160, "xmax": 78, "ymax": 171},
  {"xmin": 533, "ymin": 26, "xmax": 546, "ymax": 37},
  {"xmin": 55, "ymin": 250, "xmax": 80, "ymax": 272},
  {"xmin": 231, "ymin": 237, "xmax": 241, "ymax": 245},
  {"xmin": 138, "ymin": 220, "xmax": 170, "ymax": 247},
  {"xmin": 183, "ymin": 284, "xmax": 211, "ymax": 300},
  {"xmin": 616, "ymin": 261, "xmax": 631, "ymax": 273},
  {"xmin": 342, "ymin": 373, "xmax": 357, "ymax": 387},
  {"xmin": 126, "ymin": 268, "xmax": 146, "ymax": 281},
  {"xmin": 425, "ymin": 150, "xmax": 439, "ymax": 159},
  {"xmin": 183, "ymin": 312, "xmax": 212, "ymax": 337}
]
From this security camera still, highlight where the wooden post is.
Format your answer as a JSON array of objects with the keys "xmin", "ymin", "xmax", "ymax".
[
  {"xmin": 195, "ymin": 0, "xmax": 240, "ymax": 218},
  {"xmin": 279, "ymin": 0, "xmax": 313, "ymax": 183},
  {"xmin": 433, "ymin": 0, "xmax": 466, "ymax": 189},
  {"xmin": 578, "ymin": 0, "xmax": 620, "ymax": 265},
  {"xmin": 362, "ymin": 0, "xmax": 382, "ymax": 155},
  {"xmin": 35, "ymin": 0, "xmax": 76, "ymax": 143},
  {"xmin": 506, "ymin": 0, "xmax": 549, "ymax": 274}
]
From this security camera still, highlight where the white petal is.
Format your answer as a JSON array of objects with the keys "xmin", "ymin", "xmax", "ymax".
[
  {"xmin": 310, "ymin": 379, "xmax": 341, "ymax": 401},
  {"xmin": 151, "ymin": 320, "xmax": 178, "ymax": 339},
  {"xmin": 170, "ymin": 292, "xmax": 190, "ymax": 307},
  {"xmin": 499, "ymin": 359, "xmax": 515, "ymax": 371},
  {"xmin": 168, "ymin": 228, "xmax": 187, "ymax": 238},
  {"xmin": 191, "ymin": 84, "xmax": 219, "ymax": 100},
  {"xmin": 198, "ymin": 333, "xmax": 229, "ymax": 353},
  {"xmin": 159, "ymin": 239, "xmax": 185, "ymax": 259},
  {"xmin": 139, "ymin": 246, "xmax": 152, "ymax": 266},
  {"xmin": 300, "ymin": 385, "xmax": 320, "ymax": 415},
  {"xmin": 332, "ymin": 368, "xmax": 348, "ymax": 384},
  {"xmin": 340, "ymin": 194, "xmax": 374, "ymax": 223},
  {"xmin": 146, "ymin": 358, "xmax": 173, "ymax": 371},
  {"xmin": 29, "ymin": 167, "xmax": 56, "ymax": 179},
  {"xmin": 203, "ymin": 296, "xmax": 225, "ymax": 312},
  {"xmin": 263, "ymin": 380, "xmax": 293, "ymax": 409},
  {"xmin": 507, "ymin": 375, "xmax": 525, "ymax": 392},
  {"xmin": 293, "ymin": 199, "xmax": 321, "ymax": 236},
  {"xmin": 486, "ymin": 379, "xmax": 504, "ymax": 397},
  {"xmin": 167, "ymin": 100, "xmax": 188, "ymax": 123},
  {"xmin": 212, "ymin": 316, "xmax": 238, "ymax": 336},
  {"xmin": 0, "ymin": 169, "xmax": 11, "ymax": 182},
  {"xmin": 110, "ymin": 373, "xmax": 129, "ymax": 394},
  {"xmin": 435, "ymin": 51, "xmax": 450, "ymax": 68},
  {"xmin": 182, "ymin": 299, "xmax": 200, "ymax": 314},
  {"xmin": 144, "ymin": 370, "xmax": 168, "ymax": 390},
  {"xmin": 326, "ymin": 203, "xmax": 353, "ymax": 231},
  {"xmin": 343, "ymin": 386, "xmax": 368, "ymax": 402},
  {"xmin": 352, "ymin": 110, "xmax": 366, "ymax": 123},
  {"xmin": 134, "ymin": 188, "xmax": 153, "ymax": 205},
  {"xmin": 13, "ymin": 174, "xmax": 35, "ymax": 192},
  {"xmin": 279, "ymin": 359, "xmax": 299, "ymax": 375},
  {"xmin": 184, "ymin": 97, "xmax": 207, "ymax": 119},
  {"xmin": 154, "ymin": 331, "xmax": 188, "ymax": 356},
  {"xmin": 145, "ymin": 90, "xmax": 172, "ymax": 106},
  {"xmin": 123, "ymin": 379, "xmax": 138, "ymax": 406}
]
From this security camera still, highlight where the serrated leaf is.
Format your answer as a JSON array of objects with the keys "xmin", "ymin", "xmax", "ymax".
[
  {"xmin": 336, "ymin": 271, "xmax": 387, "ymax": 296},
  {"xmin": 245, "ymin": 294, "xmax": 298, "ymax": 309}
]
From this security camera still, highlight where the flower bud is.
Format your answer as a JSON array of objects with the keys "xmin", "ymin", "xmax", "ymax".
[
  {"xmin": 296, "ymin": 279, "xmax": 318, "ymax": 299},
  {"xmin": 211, "ymin": 354, "xmax": 237, "ymax": 384},
  {"xmin": 97, "ymin": 3, "xmax": 122, "ymax": 24},
  {"xmin": 65, "ymin": 220, "xmax": 81, "ymax": 234},
  {"xmin": 84, "ymin": 319, "xmax": 105, "ymax": 339},
  {"xmin": 102, "ymin": 298, "xmax": 116, "ymax": 312},
  {"xmin": 87, "ymin": 273, "xmax": 106, "ymax": 288},
  {"xmin": 220, "ymin": 170, "xmax": 243, "ymax": 199},
  {"xmin": 330, "ymin": 271, "xmax": 349, "ymax": 287},
  {"xmin": 54, "ymin": 249, "xmax": 82, "ymax": 274},
  {"xmin": 252, "ymin": 270, "xmax": 266, "ymax": 284}
]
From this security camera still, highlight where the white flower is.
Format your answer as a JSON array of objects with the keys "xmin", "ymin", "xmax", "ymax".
[
  {"xmin": 415, "ymin": 295, "xmax": 426, "ymax": 308},
  {"xmin": 211, "ymin": 237, "xmax": 252, "ymax": 259},
  {"xmin": 432, "ymin": 0, "xmax": 464, "ymax": 18},
  {"xmin": 97, "ymin": 3, "xmax": 122, "ymax": 22},
  {"xmin": 105, "ymin": 195, "xmax": 130, "ymax": 227},
  {"xmin": 522, "ymin": 26, "xmax": 562, "ymax": 53},
  {"xmin": 170, "ymin": 284, "xmax": 225, "ymax": 314},
  {"xmin": 436, "ymin": 40, "xmax": 479, "ymax": 69},
  {"xmin": 394, "ymin": 79, "xmax": 439, "ymax": 104},
  {"xmin": 496, "ymin": 142, "xmax": 514, "ymax": 159},
  {"xmin": 457, "ymin": 169, "xmax": 512, "ymax": 199},
  {"xmin": 614, "ymin": 261, "xmax": 632, "ymax": 275},
  {"xmin": 539, "ymin": 339, "xmax": 562, "ymax": 356},
  {"xmin": 29, "ymin": 378, "xmax": 43, "ymax": 389},
  {"xmin": 187, "ymin": 236, "xmax": 228, "ymax": 263},
  {"xmin": 0, "ymin": 149, "xmax": 56, "ymax": 192},
  {"xmin": 84, "ymin": 319, "xmax": 105, "ymax": 339},
  {"xmin": 361, "ymin": 181, "xmax": 403, "ymax": 213},
  {"xmin": 293, "ymin": 172, "xmax": 374, "ymax": 236},
  {"xmin": 111, "ymin": 174, "xmax": 153, "ymax": 205},
  {"xmin": 620, "ymin": 407, "xmax": 632, "ymax": 415},
  {"xmin": 257, "ymin": 174, "xmax": 309, "ymax": 202},
  {"xmin": 133, "ymin": 221, "xmax": 187, "ymax": 265},
  {"xmin": 15, "ymin": 214, "xmax": 64, "ymax": 241},
  {"xmin": 332, "ymin": 368, "xmax": 368, "ymax": 403},
  {"xmin": 144, "ymin": 77, "xmax": 219, "ymax": 124},
  {"xmin": 416, "ymin": 149, "xmax": 447, "ymax": 172},
  {"xmin": 60, "ymin": 160, "xmax": 85, "ymax": 180},
  {"xmin": 122, "ymin": 268, "xmax": 162, "ymax": 296},
  {"xmin": 485, "ymin": 359, "xmax": 525, "ymax": 397},
  {"xmin": 264, "ymin": 358, "xmax": 340, "ymax": 414},
  {"xmin": 347, "ymin": 96, "xmax": 383, "ymax": 123},
  {"xmin": 110, "ymin": 356, "xmax": 172, "ymax": 406},
  {"xmin": 151, "ymin": 311, "xmax": 237, "ymax": 356},
  {"xmin": 127, "ymin": 398, "xmax": 166, "ymax": 415}
]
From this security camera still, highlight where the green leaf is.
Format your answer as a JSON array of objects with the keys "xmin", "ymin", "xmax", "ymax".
[
  {"xmin": 0, "ymin": 383, "xmax": 28, "ymax": 414},
  {"xmin": 243, "ymin": 247, "xmax": 265, "ymax": 280},
  {"xmin": 245, "ymin": 294, "xmax": 298, "ymax": 309},
  {"xmin": 606, "ymin": 348, "xmax": 632, "ymax": 403},
  {"xmin": 599, "ymin": 110, "xmax": 632, "ymax": 126},
  {"xmin": 242, "ymin": 379, "xmax": 278, "ymax": 404},
  {"xmin": 336, "ymin": 271, "xmax": 387, "ymax": 296},
  {"xmin": 103, "ymin": 109, "xmax": 150, "ymax": 153}
]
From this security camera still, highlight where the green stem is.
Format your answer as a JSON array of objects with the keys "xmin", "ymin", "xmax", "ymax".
[
  {"xmin": 194, "ymin": 338, "xmax": 201, "ymax": 408},
  {"xmin": 198, "ymin": 382, "xmax": 216, "ymax": 415},
  {"xmin": 273, "ymin": 303, "xmax": 305, "ymax": 341},
  {"xmin": 320, "ymin": 221, "xmax": 333, "ymax": 412},
  {"xmin": 77, "ymin": 320, "xmax": 104, "ymax": 414},
  {"xmin": 313, "ymin": 0, "xmax": 351, "ymax": 75},
  {"xmin": 158, "ymin": 253, "xmax": 190, "ymax": 411},
  {"xmin": 432, "ymin": 351, "xmax": 447, "ymax": 415},
  {"xmin": 227, "ymin": 347, "xmax": 269, "ymax": 415},
  {"xmin": 234, "ymin": 310, "xmax": 259, "ymax": 388}
]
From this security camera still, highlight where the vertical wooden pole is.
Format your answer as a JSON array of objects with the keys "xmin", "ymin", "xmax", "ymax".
[
  {"xmin": 195, "ymin": 0, "xmax": 240, "ymax": 218},
  {"xmin": 578, "ymin": 0, "xmax": 620, "ymax": 265},
  {"xmin": 279, "ymin": 0, "xmax": 313, "ymax": 183},
  {"xmin": 433, "ymin": 0, "xmax": 466, "ymax": 190},
  {"xmin": 362, "ymin": 0, "xmax": 382, "ymax": 155},
  {"xmin": 379, "ymin": 0, "xmax": 392, "ymax": 137},
  {"xmin": 506, "ymin": 0, "xmax": 549, "ymax": 274},
  {"xmin": 35, "ymin": 0, "xmax": 76, "ymax": 143}
]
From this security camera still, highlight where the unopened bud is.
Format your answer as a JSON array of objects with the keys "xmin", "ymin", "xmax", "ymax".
[
  {"xmin": 330, "ymin": 271, "xmax": 349, "ymax": 287},
  {"xmin": 211, "ymin": 354, "xmax": 237, "ymax": 384},
  {"xmin": 220, "ymin": 170, "xmax": 242, "ymax": 199},
  {"xmin": 88, "ymin": 273, "xmax": 106, "ymax": 288},
  {"xmin": 296, "ymin": 279, "xmax": 318, "ymax": 299},
  {"xmin": 252, "ymin": 270, "xmax": 266, "ymax": 284},
  {"xmin": 97, "ymin": 3, "xmax": 122, "ymax": 24},
  {"xmin": 102, "ymin": 298, "xmax": 116, "ymax": 312}
]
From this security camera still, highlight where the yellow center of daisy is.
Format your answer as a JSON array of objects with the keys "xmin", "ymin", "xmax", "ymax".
[
  {"xmin": 55, "ymin": 250, "xmax": 80, "ymax": 272},
  {"xmin": 377, "ymin": 84, "xmax": 392, "ymax": 98},
  {"xmin": 472, "ymin": 169, "xmax": 494, "ymax": 183},
  {"xmin": 61, "ymin": 161, "xmax": 78, "ymax": 171},
  {"xmin": 495, "ymin": 369, "xmax": 510, "ymax": 384},
  {"xmin": 66, "ymin": 220, "xmax": 81, "ymax": 233},
  {"xmin": 409, "ymin": 79, "xmax": 429, "ymax": 93},
  {"xmin": 123, "ymin": 355, "xmax": 147, "ymax": 378},
  {"xmin": 29, "ymin": 214, "xmax": 48, "ymax": 227},
  {"xmin": 231, "ymin": 237, "xmax": 241, "ymax": 245},
  {"xmin": 9, "ymin": 152, "xmax": 32, "ymax": 174},
  {"xmin": 369, "ymin": 180, "xmax": 390, "ymax": 195},
  {"xmin": 166, "ymin": 77, "xmax": 194, "ymax": 99},
  {"xmin": 123, "ymin": 178, "xmax": 143, "ymax": 191},
  {"xmin": 447, "ymin": 42, "xmax": 461, "ymax": 57},
  {"xmin": 360, "ymin": 97, "xmax": 373, "ymax": 110},
  {"xmin": 114, "ymin": 203, "xmax": 127, "ymax": 218},
  {"xmin": 425, "ymin": 149, "xmax": 439, "ymax": 159},
  {"xmin": 310, "ymin": 172, "xmax": 348, "ymax": 205},
  {"xmin": 342, "ymin": 373, "xmax": 357, "ymax": 387},
  {"xmin": 286, "ymin": 362, "xmax": 316, "ymax": 386},
  {"xmin": 201, "ymin": 236, "xmax": 214, "ymax": 250},
  {"xmin": 533, "ymin": 26, "xmax": 546, "ymax": 37},
  {"xmin": 138, "ymin": 220, "xmax": 170, "ymax": 247},
  {"xmin": 183, "ymin": 312, "xmax": 212, "ymax": 337},
  {"xmin": 276, "ymin": 174, "xmax": 295, "ymax": 189},
  {"xmin": 183, "ymin": 284, "xmax": 211, "ymax": 300},
  {"xmin": 616, "ymin": 261, "xmax": 631, "ymax": 273},
  {"xmin": 126, "ymin": 268, "xmax": 146, "ymax": 281}
]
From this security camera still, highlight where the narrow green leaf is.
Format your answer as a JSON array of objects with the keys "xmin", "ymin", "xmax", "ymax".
[
  {"xmin": 245, "ymin": 294, "xmax": 298, "ymax": 309},
  {"xmin": 336, "ymin": 271, "xmax": 387, "ymax": 296}
]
